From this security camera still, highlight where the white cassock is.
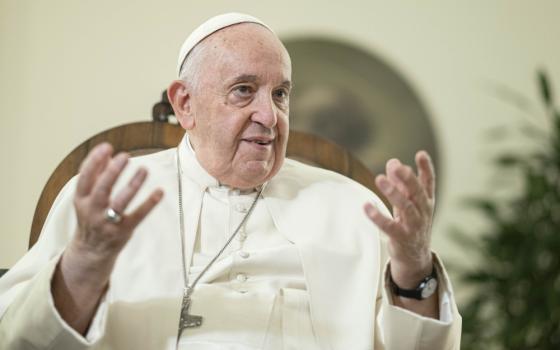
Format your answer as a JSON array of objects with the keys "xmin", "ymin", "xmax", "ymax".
[{"xmin": 0, "ymin": 135, "xmax": 461, "ymax": 349}]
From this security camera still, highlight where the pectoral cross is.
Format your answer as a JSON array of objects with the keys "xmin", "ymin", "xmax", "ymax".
[{"xmin": 176, "ymin": 287, "xmax": 203, "ymax": 344}]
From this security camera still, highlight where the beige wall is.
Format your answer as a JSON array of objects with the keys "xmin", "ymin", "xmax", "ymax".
[{"xmin": 1, "ymin": 0, "xmax": 559, "ymax": 302}]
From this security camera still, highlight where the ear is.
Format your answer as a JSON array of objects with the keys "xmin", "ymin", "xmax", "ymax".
[{"xmin": 167, "ymin": 80, "xmax": 195, "ymax": 130}]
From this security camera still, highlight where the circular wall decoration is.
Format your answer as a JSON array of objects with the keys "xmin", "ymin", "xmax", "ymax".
[{"xmin": 283, "ymin": 38, "xmax": 440, "ymax": 181}]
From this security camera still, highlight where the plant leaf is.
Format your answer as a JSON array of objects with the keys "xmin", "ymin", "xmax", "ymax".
[
  {"xmin": 538, "ymin": 70, "xmax": 553, "ymax": 107},
  {"xmin": 461, "ymin": 197, "xmax": 500, "ymax": 219},
  {"xmin": 494, "ymin": 154, "xmax": 525, "ymax": 167}
]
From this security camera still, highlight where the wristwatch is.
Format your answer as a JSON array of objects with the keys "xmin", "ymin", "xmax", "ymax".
[{"xmin": 389, "ymin": 266, "xmax": 438, "ymax": 300}]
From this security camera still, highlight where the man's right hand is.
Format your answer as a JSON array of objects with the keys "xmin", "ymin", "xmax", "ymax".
[{"xmin": 51, "ymin": 143, "xmax": 163, "ymax": 335}]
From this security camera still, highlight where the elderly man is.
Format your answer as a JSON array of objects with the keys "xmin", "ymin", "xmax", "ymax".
[{"xmin": 0, "ymin": 13, "xmax": 460, "ymax": 349}]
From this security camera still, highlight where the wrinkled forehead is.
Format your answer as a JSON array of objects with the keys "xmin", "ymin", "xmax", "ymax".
[
  {"xmin": 207, "ymin": 25, "xmax": 291, "ymax": 78},
  {"xmin": 190, "ymin": 23, "xmax": 292, "ymax": 85}
]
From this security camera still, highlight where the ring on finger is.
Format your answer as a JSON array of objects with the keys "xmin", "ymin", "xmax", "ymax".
[{"xmin": 105, "ymin": 207, "xmax": 123, "ymax": 224}]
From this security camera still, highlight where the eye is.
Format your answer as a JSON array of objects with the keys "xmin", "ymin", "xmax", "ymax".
[
  {"xmin": 273, "ymin": 88, "xmax": 290, "ymax": 102},
  {"xmin": 233, "ymin": 85, "xmax": 254, "ymax": 97}
]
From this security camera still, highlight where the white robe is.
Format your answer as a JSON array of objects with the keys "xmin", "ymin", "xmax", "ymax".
[
  {"xmin": 178, "ymin": 140, "xmax": 319, "ymax": 349},
  {"xmin": 0, "ymin": 137, "xmax": 461, "ymax": 349}
]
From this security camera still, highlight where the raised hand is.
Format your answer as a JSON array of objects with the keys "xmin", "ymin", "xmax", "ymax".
[
  {"xmin": 52, "ymin": 142, "xmax": 163, "ymax": 334},
  {"xmin": 71, "ymin": 142, "xmax": 163, "ymax": 260},
  {"xmin": 364, "ymin": 151, "xmax": 435, "ymax": 289}
]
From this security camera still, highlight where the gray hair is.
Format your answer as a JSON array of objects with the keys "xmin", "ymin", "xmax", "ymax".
[{"xmin": 178, "ymin": 41, "xmax": 209, "ymax": 92}]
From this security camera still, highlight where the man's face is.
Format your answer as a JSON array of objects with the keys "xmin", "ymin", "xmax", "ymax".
[{"xmin": 182, "ymin": 23, "xmax": 291, "ymax": 189}]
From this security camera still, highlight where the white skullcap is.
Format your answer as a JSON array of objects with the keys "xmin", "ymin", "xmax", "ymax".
[{"xmin": 176, "ymin": 12, "xmax": 272, "ymax": 77}]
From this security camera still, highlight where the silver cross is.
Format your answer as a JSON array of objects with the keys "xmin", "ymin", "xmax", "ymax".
[
  {"xmin": 179, "ymin": 298, "xmax": 203, "ymax": 329},
  {"xmin": 176, "ymin": 287, "xmax": 203, "ymax": 349},
  {"xmin": 178, "ymin": 287, "xmax": 203, "ymax": 333}
]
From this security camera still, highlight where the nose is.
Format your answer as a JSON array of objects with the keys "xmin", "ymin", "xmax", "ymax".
[{"xmin": 251, "ymin": 91, "xmax": 277, "ymax": 128}]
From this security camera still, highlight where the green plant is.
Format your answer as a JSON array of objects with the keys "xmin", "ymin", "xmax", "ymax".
[{"xmin": 458, "ymin": 71, "xmax": 560, "ymax": 350}]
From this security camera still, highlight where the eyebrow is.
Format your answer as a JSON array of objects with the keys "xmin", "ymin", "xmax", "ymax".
[
  {"xmin": 280, "ymin": 80, "xmax": 292, "ymax": 90},
  {"xmin": 229, "ymin": 74, "xmax": 292, "ymax": 89},
  {"xmin": 231, "ymin": 74, "xmax": 258, "ymax": 84}
]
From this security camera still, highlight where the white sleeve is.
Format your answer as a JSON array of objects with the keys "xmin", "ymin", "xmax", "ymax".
[
  {"xmin": 0, "ymin": 176, "xmax": 109, "ymax": 349},
  {"xmin": 377, "ymin": 253, "xmax": 462, "ymax": 350}
]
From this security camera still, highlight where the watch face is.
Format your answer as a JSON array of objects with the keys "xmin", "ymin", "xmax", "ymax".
[{"xmin": 421, "ymin": 278, "xmax": 438, "ymax": 299}]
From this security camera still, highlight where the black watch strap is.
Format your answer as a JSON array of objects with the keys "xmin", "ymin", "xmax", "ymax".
[{"xmin": 389, "ymin": 265, "xmax": 438, "ymax": 300}]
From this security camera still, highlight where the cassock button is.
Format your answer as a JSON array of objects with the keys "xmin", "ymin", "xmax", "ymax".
[
  {"xmin": 236, "ymin": 273, "xmax": 248, "ymax": 282},
  {"xmin": 235, "ymin": 203, "xmax": 249, "ymax": 213},
  {"xmin": 237, "ymin": 232, "xmax": 247, "ymax": 241},
  {"xmin": 238, "ymin": 251, "xmax": 250, "ymax": 259}
]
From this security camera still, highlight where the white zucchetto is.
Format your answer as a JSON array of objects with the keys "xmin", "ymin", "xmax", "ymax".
[{"xmin": 176, "ymin": 12, "xmax": 272, "ymax": 76}]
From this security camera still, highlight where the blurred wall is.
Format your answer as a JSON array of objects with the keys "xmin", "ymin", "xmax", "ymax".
[{"xmin": 1, "ymin": 0, "xmax": 559, "ymax": 302}]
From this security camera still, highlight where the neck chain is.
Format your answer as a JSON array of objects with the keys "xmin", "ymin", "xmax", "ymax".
[{"xmin": 175, "ymin": 147, "xmax": 263, "ymax": 347}]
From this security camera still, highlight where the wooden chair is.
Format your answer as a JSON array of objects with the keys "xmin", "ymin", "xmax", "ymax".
[{"xmin": 29, "ymin": 92, "xmax": 385, "ymax": 249}]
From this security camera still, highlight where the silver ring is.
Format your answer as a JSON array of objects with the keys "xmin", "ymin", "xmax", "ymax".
[{"xmin": 105, "ymin": 208, "xmax": 122, "ymax": 223}]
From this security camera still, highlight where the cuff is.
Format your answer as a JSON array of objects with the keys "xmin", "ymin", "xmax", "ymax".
[
  {"xmin": 0, "ymin": 255, "xmax": 108, "ymax": 349},
  {"xmin": 378, "ymin": 253, "xmax": 462, "ymax": 349},
  {"xmin": 383, "ymin": 252, "xmax": 453, "ymax": 323}
]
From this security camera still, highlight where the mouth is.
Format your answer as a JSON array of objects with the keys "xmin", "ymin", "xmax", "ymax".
[{"xmin": 242, "ymin": 137, "xmax": 274, "ymax": 146}]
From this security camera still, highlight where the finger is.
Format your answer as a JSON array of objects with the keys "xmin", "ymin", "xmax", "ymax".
[
  {"xmin": 375, "ymin": 175, "xmax": 421, "ymax": 226},
  {"xmin": 387, "ymin": 160, "xmax": 430, "ymax": 214},
  {"xmin": 90, "ymin": 153, "xmax": 130, "ymax": 206},
  {"xmin": 126, "ymin": 189, "xmax": 164, "ymax": 228},
  {"xmin": 385, "ymin": 159, "xmax": 408, "ymax": 196},
  {"xmin": 416, "ymin": 150, "xmax": 436, "ymax": 200},
  {"xmin": 110, "ymin": 167, "xmax": 148, "ymax": 213},
  {"xmin": 364, "ymin": 203, "xmax": 406, "ymax": 238},
  {"xmin": 76, "ymin": 143, "xmax": 113, "ymax": 197},
  {"xmin": 386, "ymin": 161, "xmax": 421, "ymax": 198}
]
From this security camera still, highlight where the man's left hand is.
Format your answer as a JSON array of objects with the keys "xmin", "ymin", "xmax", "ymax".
[{"xmin": 364, "ymin": 150, "xmax": 435, "ymax": 289}]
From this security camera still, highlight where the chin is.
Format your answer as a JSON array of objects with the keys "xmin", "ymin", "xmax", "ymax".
[
  {"xmin": 241, "ymin": 169, "xmax": 272, "ymax": 188},
  {"xmin": 234, "ymin": 162, "xmax": 278, "ymax": 189}
]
